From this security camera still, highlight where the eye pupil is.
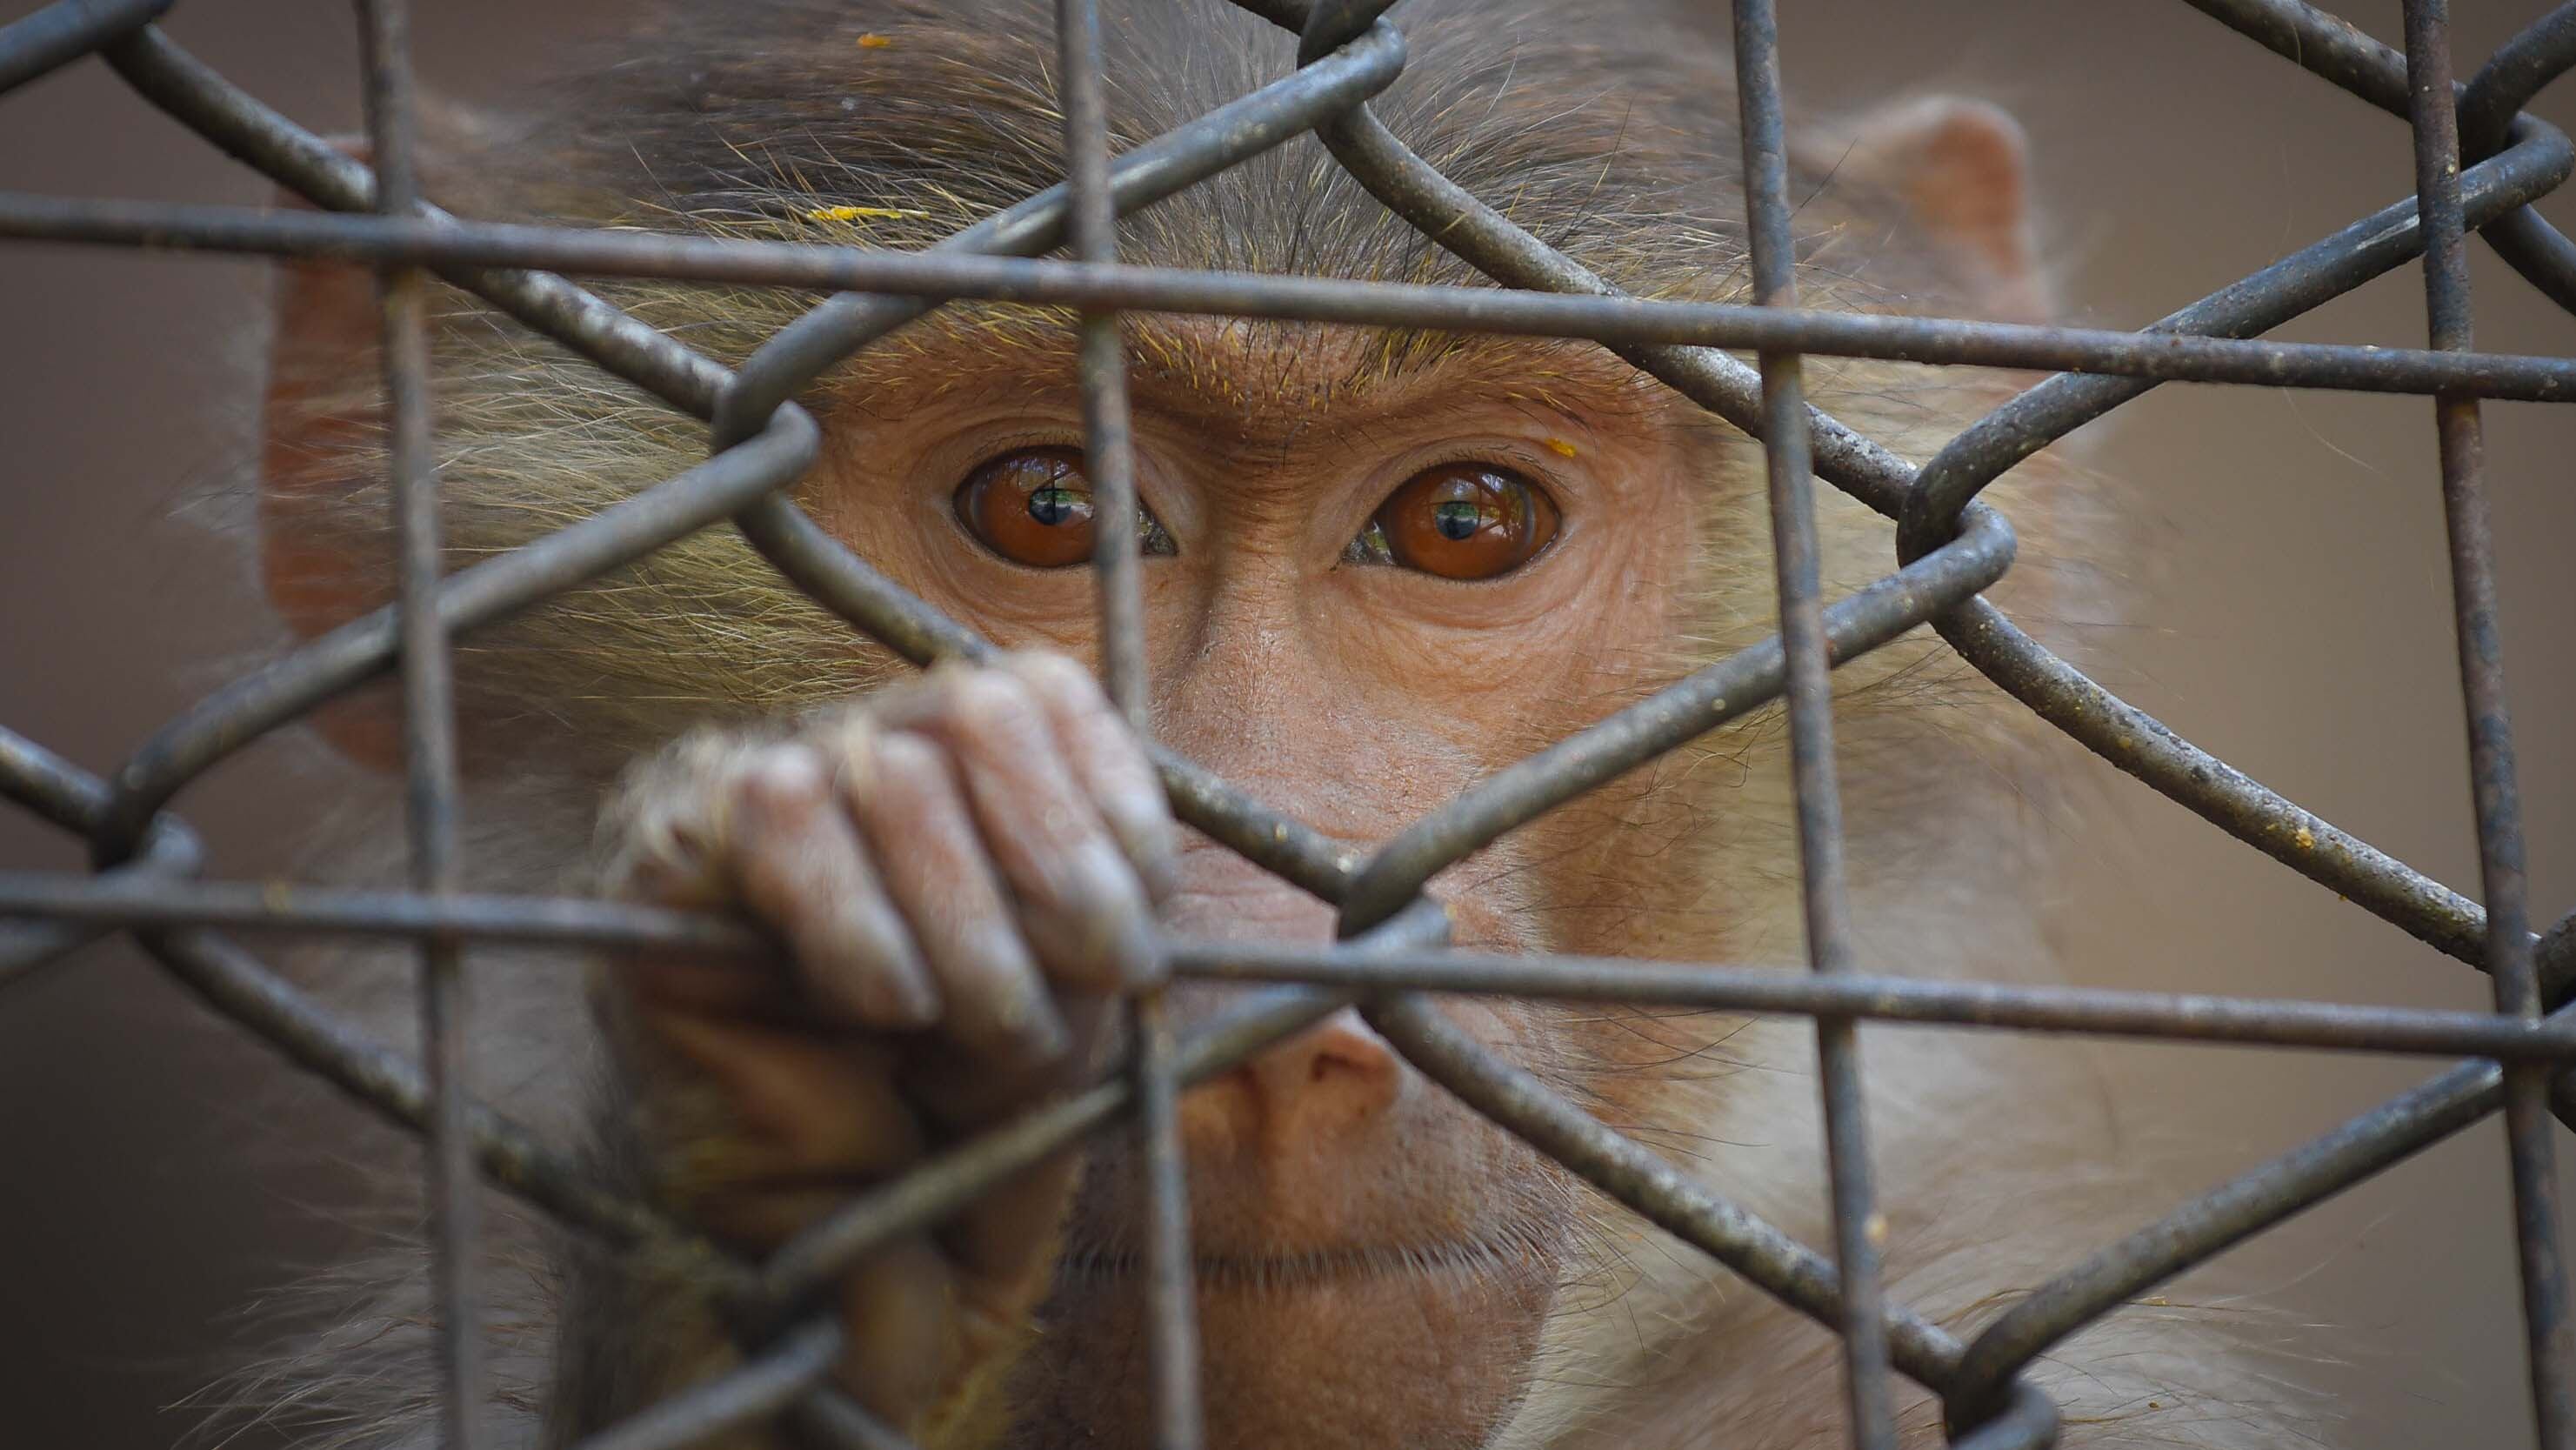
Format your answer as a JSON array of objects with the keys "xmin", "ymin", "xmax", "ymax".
[
  {"xmin": 1029, "ymin": 486, "xmax": 1080, "ymax": 526},
  {"xmin": 1433, "ymin": 499, "xmax": 1484, "ymax": 540}
]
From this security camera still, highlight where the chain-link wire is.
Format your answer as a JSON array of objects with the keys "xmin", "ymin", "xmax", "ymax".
[{"xmin": 3, "ymin": 0, "xmax": 2576, "ymax": 1446}]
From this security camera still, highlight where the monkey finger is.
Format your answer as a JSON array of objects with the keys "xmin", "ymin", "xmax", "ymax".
[
  {"xmin": 832, "ymin": 1232, "xmax": 966, "ymax": 1427},
  {"xmin": 877, "ymin": 669, "xmax": 1159, "ymax": 991},
  {"xmin": 619, "ymin": 952, "xmax": 802, "ymax": 1020},
  {"xmin": 597, "ymin": 730, "xmax": 770, "ymax": 907},
  {"xmin": 636, "ymin": 1008, "xmax": 927, "ymax": 1189},
  {"xmin": 996, "ymin": 651, "xmax": 1178, "ymax": 905},
  {"xmin": 728, "ymin": 745, "xmax": 940, "ymax": 1029},
  {"xmin": 936, "ymin": 1144, "xmax": 1088, "ymax": 1297},
  {"xmin": 898, "ymin": 996, "xmax": 1118, "ymax": 1148},
  {"xmin": 843, "ymin": 728, "xmax": 1070, "ymax": 1068}
]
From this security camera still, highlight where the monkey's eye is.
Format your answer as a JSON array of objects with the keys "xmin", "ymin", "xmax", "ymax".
[
  {"xmin": 1348, "ymin": 463, "xmax": 1562, "ymax": 580},
  {"xmin": 952, "ymin": 446, "xmax": 1174, "ymax": 569}
]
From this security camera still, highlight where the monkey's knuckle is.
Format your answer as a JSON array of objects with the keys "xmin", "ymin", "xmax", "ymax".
[
  {"xmin": 732, "ymin": 743, "xmax": 832, "ymax": 816},
  {"xmin": 938, "ymin": 670, "xmax": 1044, "ymax": 745},
  {"xmin": 797, "ymin": 698, "xmax": 877, "ymax": 749},
  {"xmin": 946, "ymin": 666, "xmax": 1036, "ymax": 718},
  {"xmin": 798, "ymin": 713, "xmax": 888, "ymax": 803},
  {"xmin": 867, "ymin": 729, "xmax": 947, "ymax": 799},
  {"xmin": 1004, "ymin": 649, "xmax": 1098, "ymax": 703}
]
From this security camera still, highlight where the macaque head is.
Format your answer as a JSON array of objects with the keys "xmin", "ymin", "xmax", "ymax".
[{"xmin": 253, "ymin": 1, "xmax": 2052, "ymax": 1445}]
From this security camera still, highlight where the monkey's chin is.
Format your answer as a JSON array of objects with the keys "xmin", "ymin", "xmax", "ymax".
[{"xmin": 1009, "ymin": 1244, "xmax": 1557, "ymax": 1450}]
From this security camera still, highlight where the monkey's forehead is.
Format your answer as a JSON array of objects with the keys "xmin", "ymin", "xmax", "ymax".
[
  {"xmin": 812, "ymin": 310, "xmax": 1683, "ymax": 434},
  {"xmin": 445, "ymin": 0, "xmax": 1959, "ymax": 311}
]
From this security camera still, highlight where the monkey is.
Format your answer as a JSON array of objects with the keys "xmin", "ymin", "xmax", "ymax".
[{"xmin": 230, "ymin": 0, "xmax": 2311, "ymax": 1446}]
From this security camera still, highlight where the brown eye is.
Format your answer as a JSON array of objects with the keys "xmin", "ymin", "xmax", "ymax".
[
  {"xmin": 954, "ymin": 447, "xmax": 1098, "ymax": 568},
  {"xmin": 1370, "ymin": 463, "xmax": 1562, "ymax": 580}
]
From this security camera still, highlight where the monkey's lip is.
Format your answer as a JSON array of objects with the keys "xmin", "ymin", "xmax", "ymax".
[{"xmin": 1059, "ymin": 1239, "xmax": 1536, "ymax": 1291}]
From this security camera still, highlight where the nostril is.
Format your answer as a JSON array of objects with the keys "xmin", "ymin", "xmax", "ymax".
[
  {"xmin": 1305, "ymin": 1028, "xmax": 1393, "ymax": 1086},
  {"xmin": 1238, "ymin": 1008, "xmax": 1401, "ymax": 1148}
]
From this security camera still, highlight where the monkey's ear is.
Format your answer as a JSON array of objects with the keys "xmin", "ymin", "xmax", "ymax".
[
  {"xmin": 259, "ymin": 137, "xmax": 407, "ymax": 773},
  {"xmin": 1835, "ymin": 97, "xmax": 2048, "ymax": 323}
]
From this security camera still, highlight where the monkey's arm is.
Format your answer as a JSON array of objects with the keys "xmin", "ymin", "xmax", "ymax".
[{"xmin": 591, "ymin": 652, "xmax": 1173, "ymax": 1443}]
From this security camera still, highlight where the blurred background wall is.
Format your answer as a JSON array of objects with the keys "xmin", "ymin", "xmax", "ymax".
[{"xmin": 2, "ymin": 1, "xmax": 2572, "ymax": 1446}]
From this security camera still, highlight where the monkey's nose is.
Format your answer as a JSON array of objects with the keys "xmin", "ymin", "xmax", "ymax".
[{"xmin": 1183, "ymin": 1006, "xmax": 1402, "ymax": 1159}]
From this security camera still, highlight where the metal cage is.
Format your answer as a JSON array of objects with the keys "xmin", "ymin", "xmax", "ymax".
[{"xmin": 3, "ymin": 0, "xmax": 2574, "ymax": 1446}]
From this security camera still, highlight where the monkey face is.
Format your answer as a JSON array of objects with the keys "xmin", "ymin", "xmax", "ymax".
[
  {"xmin": 243, "ymin": 1, "xmax": 2069, "ymax": 1440},
  {"xmin": 789, "ymin": 320, "xmax": 1707, "ymax": 1447}
]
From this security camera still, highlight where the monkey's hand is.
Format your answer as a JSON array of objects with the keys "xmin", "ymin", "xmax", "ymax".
[{"xmin": 593, "ymin": 651, "xmax": 1173, "ymax": 1438}]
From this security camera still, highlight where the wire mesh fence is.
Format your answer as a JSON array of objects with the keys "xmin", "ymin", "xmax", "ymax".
[{"xmin": 2, "ymin": 0, "xmax": 2574, "ymax": 1447}]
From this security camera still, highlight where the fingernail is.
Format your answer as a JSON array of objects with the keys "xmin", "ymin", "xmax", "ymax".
[
  {"xmin": 840, "ymin": 914, "xmax": 939, "ymax": 1028},
  {"xmin": 871, "ymin": 968, "xmax": 940, "ymax": 1029},
  {"xmin": 1110, "ymin": 893, "xmax": 1166, "ymax": 990},
  {"xmin": 1000, "ymin": 986, "xmax": 1073, "ymax": 1063},
  {"xmin": 1125, "ymin": 814, "xmax": 1180, "ymax": 905},
  {"xmin": 966, "ymin": 918, "xmax": 1069, "ymax": 1060},
  {"xmin": 1067, "ymin": 839, "xmax": 1164, "ymax": 987}
]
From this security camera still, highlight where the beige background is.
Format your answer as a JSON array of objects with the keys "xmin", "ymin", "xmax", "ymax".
[{"xmin": 3, "ymin": 1, "xmax": 2573, "ymax": 1446}]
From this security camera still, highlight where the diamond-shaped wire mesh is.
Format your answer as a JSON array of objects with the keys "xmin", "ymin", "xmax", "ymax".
[{"xmin": 4, "ymin": 0, "xmax": 2576, "ymax": 1447}]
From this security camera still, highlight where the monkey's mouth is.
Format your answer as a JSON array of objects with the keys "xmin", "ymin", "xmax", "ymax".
[{"xmin": 1060, "ymin": 1239, "xmax": 1538, "ymax": 1293}]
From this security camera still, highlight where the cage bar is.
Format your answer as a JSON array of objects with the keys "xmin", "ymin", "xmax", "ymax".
[{"xmin": 1, "ymin": 3, "xmax": 2574, "ymax": 1447}]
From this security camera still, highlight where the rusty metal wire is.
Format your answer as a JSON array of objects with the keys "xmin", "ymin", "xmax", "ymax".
[{"xmin": 2, "ymin": 0, "xmax": 2574, "ymax": 1446}]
